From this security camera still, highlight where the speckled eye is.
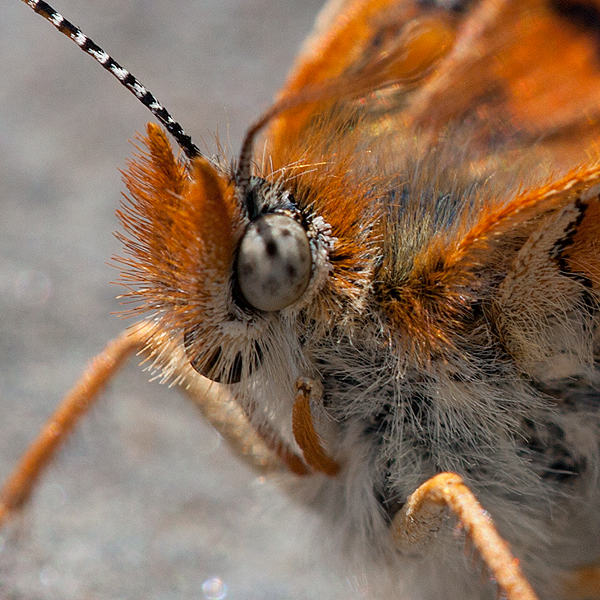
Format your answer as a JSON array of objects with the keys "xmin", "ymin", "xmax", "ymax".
[{"xmin": 236, "ymin": 213, "xmax": 312, "ymax": 311}]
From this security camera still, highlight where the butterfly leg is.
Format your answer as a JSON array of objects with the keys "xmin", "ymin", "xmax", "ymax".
[
  {"xmin": 391, "ymin": 472, "xmax": 539, "ymax": 600},
  {"xmin": 172, "ymin": 345, "xmax": 309, "ymax": 476},
  {"xmin": 0, "ymin": 324, "xmax": 145, "ymax": 526},
  {"xmin": 0, "ymin": 321, "xmax": 307, "ymax": 527},
  {"xmin": 291, "ymin": 377, "xmax": 340, "ymax": 477}
]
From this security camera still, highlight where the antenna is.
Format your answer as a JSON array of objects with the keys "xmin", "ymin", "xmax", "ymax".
[{"xmin": 21, "ymin": 0, "xmax": 201, "ymax": 160}]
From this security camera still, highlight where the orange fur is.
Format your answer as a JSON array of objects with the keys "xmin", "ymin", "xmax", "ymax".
[{"xmin": 117, "ymin": 124, "xmax": 243, "ymax": 363}]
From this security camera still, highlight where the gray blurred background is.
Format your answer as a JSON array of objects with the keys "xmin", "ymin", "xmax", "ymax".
[{"xmin": 0, "ymin": 1, "xmax": 366, "ymax": 598}]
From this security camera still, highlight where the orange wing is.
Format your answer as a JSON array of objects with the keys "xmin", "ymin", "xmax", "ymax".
[{"xmin": 265, "ymin": 0, "xmax": 600, "ymax": 170}]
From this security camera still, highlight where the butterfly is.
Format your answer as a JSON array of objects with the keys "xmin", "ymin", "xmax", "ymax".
[{"xmin": 3, "ymin": 0, "xmax": 600, "ymax": 599}]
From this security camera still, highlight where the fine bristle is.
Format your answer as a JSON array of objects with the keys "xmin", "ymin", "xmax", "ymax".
[{"xmin": 21, "ymin": 0, "xmax": 200, "ymax": 160}]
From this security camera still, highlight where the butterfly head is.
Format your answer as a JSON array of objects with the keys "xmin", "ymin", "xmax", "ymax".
[{"xmin": 116, "ymin": 122, "xmax": 380, "ymax": 385}]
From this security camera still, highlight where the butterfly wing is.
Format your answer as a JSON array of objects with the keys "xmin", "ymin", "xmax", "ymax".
[
  {"xmin": 267, "ymin": 0, "xmax": 600, "ymax": 170},
  {"xmin": 262, "ymin": 0, "xmax": 600, "ymax": 595}
]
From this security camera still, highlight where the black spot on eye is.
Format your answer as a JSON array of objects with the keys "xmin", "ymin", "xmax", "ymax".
[
  {"xmin": 256, "ymin": 218, "xmax": 271, "ymax": 235},
  {"xmin": 266, "ymin": 240, "xmax": 278, "ymax": 257},
  {"xmin": 239, "ymin": 262, "xmax": 255, "ymax": 277},
  {"xmin": 237, "ymin": 212, "xmax": 312, "ymax": 311},
  {"xmin": 286, "ymin": 264, "xmax": 297, "ymax": 280},
  {"xmin": 264, "ymin": 279, "xmax": 281, "ymax": 295}
]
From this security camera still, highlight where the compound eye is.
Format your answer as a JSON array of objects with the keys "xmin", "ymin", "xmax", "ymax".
[{"xmin": 236, "ymin": 213, "xmax": 312, "ymax": 311}]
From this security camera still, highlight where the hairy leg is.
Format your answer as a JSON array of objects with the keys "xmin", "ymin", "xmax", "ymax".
[{"xmin": 0, "ymin": 321, "xmax": 306, "ymax": 525}]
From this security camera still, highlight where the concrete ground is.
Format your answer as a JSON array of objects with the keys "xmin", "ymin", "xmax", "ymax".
[{"xmin": 0, "ymin": 1, "xmax": 365, "ymax": 598}]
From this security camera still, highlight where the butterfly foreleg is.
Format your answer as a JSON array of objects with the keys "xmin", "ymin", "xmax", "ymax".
[
  {"xmin": 0, "ymin": 323, "xmax": 146, "ymax": 526},
  {"xmin": 0, "ymin": 320, "xmax": 304, "ymax": 527}
]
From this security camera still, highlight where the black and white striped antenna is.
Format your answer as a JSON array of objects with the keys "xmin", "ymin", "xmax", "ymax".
[{"xmin": 21, "ymin": 0, "xmax": 201, "ymax": 160}]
